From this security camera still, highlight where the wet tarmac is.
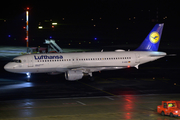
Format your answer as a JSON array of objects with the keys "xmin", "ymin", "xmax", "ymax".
[
  {"xmin": 1, "ymin": 95, "xmax": 180, "ymax": 120},
  {"xmin": 0, "ymin": 46, "xmax": 180, "ymax": 120}
]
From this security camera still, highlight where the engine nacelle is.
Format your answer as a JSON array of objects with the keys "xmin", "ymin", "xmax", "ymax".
[{"xmin": 65, "ymin": 70, "xmax": 83, "ymax": 81}]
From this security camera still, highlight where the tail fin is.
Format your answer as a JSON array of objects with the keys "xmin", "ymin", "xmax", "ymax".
[{"xmin": 135, "ymin": 23, "xmax": 164, "ymax": 51}]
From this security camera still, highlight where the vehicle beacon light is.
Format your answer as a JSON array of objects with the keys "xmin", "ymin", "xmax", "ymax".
[{"xmin": 157, "ymin": 100, "xmax": 180, "ymax": 117}]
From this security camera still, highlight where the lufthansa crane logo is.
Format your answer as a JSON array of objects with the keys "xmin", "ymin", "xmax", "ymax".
[{"xmin": 149, "ymin": 32, "xmax": 160, "ymax": 44}]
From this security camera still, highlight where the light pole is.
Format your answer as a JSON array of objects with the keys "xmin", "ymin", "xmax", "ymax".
[{"xmin": 25, "ymin": 7, "xmax": 29, "ymax": 53}]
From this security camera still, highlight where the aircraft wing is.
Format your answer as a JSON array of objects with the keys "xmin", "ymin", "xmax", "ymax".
[{"xmin": 70, "ymin": 66, "xmax": 126, "ymax": 73}]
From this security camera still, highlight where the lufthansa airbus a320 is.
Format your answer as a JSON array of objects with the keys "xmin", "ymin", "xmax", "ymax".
[{"xmin": 4, "ymin": 24, "xmax": 166, "ymax": 81}]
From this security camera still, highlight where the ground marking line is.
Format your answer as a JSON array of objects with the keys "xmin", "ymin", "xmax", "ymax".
[
  {"xmin": 105, "ymin": 97, "xmax": 114, "ymax": 100},
  {"xmin": 77, "ymin": 101, "xmax": 86, "ymax": 105},
  {"xmin": 77, "ymin": 81, "xmax": 156, "ymax": 111},
  {"xmin": 77, "ymin": 81, "xmax": 118, "ymax": 97}
]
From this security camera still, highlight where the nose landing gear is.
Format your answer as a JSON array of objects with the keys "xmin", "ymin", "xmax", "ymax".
[{"xmin": 26, "ymin": 73, "xmax": 31, "ymax": 81}]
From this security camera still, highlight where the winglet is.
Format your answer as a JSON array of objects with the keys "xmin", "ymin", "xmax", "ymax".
[{"xmin": 135, "ymin": 23, "xmax": 164, "ymax": 51}]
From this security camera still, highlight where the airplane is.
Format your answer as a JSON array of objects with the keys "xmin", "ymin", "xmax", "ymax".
[{"xmin": 4, "ymin": 23, "xmax": 166, "ymax": 81}]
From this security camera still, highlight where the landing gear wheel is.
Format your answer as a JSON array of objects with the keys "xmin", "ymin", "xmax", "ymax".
[
  {"xmin": 161, "ymin": 111, "xmax": 165, "ymax": 116},
  {"xmin": 170, "ymin": 113, "xmax": 174, "ymax": 117},
  {"xmin": 89, "ymin": 77, "xmax": 94, "ymax": 81},
  {"xmin": 27, "ymin": 78, "xmax": 30, "ymax": 82},
  {"xmin": 88, "ymin": 73, "xmax": 94, "ymax": 81}
]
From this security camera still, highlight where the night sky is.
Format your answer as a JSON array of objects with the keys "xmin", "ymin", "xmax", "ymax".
[{"xmin": 0, "ymin": 0, "xmax": 179, "ymax": 48}]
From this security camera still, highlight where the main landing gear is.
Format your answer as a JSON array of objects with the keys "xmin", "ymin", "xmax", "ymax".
[
  {"xmin": 88, "ymin": 73, "xmax": 94, "ymax": 81},
  {"xmin": 26, "ymin": 72, "xmax": 31, "ymax": 81}
]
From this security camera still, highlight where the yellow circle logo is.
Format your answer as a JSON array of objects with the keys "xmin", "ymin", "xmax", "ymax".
[{"xmin": 149, "ymin": 32, "xmax": 160, "ymax": 44}]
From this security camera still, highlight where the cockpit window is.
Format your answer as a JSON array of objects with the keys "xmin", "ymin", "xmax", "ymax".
[{"xmin": 12, "ymin": 59, "xmax": 22, "ymax": 63}]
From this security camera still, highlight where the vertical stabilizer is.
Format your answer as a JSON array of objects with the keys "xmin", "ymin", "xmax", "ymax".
[{"xmin": 135, "ymin": 23, "xmax": 164, "ymax": 51}]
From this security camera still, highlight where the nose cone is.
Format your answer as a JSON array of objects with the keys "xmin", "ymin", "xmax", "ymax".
[
  {"xmin": 4, "ymin": 63, "xmax": 13, "ymax": 72},
  {"xmin": 4, "ymin": 64, "xmax": 9, "ymax": 71}
]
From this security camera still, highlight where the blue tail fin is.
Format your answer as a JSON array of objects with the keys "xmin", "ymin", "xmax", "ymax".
[{"xmin": 135, "ymin": 23, "xmax": 164, "ymax": 51}]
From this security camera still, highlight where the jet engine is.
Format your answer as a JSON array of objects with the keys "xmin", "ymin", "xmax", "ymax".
[{"xmin": 65, "ymin": 70, "xmax": 83, "ymax": 81}]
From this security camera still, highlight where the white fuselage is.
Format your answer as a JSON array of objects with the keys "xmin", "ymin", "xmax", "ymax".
[{"xmin": 4, "ymin": 51, "xmax": 166, "ymax": 74}]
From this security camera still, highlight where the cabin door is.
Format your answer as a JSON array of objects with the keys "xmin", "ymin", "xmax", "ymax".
[
  {"xmin": 27, "ymin": 56, "xmax": 33, "ymax": 67},
  {"xmin": 135, "ymin": 54, "xmax": 140, "ymax": 63}
]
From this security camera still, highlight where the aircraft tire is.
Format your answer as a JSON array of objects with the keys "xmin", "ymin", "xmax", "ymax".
[{"xmin": 89, "ymin": 77, "xmax": 94, "ymax": 81}]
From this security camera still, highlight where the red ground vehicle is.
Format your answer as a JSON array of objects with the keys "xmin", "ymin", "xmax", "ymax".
[{"xmin": 157, "ymin": 100, "xmax": 180, "ymax": 117}]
